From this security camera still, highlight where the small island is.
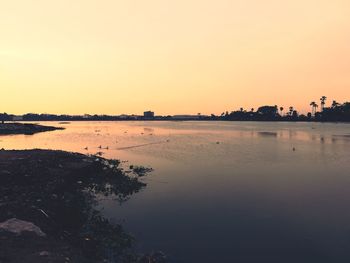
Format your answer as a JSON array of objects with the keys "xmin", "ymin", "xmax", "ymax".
[{"xmin": 0, "ymin": 123, "xmax": 64, "ymax": 135}]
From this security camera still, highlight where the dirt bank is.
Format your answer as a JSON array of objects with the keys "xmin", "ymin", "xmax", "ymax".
[{"xmin": 0, "ymin": 149, "xmax": 163, "ymax": 263}]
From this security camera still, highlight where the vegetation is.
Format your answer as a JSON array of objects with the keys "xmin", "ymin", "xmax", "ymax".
[
  {"xmin": 216, "ymin": 96, "xmax": 350, "ymax": 122},
  {"xmin": 0, "ymin": 112, "xmax": 10, "ymax": 124},
  {"xmin": 0, "ymin": 150, "xmax": 162, "ymax": 263},
  {"xmin": 1, "ymin": 96, "xmax": 350, "ymax": 122}
]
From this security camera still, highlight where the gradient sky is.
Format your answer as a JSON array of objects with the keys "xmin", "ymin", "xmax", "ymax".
[{"xmin": 1, "ymin": 0, "xmax": 349, "ymax": 115}]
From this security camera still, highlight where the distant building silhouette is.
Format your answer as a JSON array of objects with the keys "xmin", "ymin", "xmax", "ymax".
[
  {"xmin": 12, "ymin": 115, "xmax": 23, "ymax": 121},
  {"xmin": 144, "ymin": 111, "xmax": 155, "ymax": 119}
]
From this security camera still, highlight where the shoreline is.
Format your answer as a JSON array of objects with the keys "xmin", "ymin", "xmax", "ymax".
[
  {"xmin": 0, "ymin": 123, "xmax": 64, "ymax": 135},
  {"xmin": 14, "ymin": 119, "xmax": 350, "ymax": 124},
  {"xmin": 0, "ymin": 149, "xmax": 163, "ymax": 263}
]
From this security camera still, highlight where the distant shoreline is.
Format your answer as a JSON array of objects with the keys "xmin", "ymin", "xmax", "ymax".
[
  {"xmin": 0, "ymin": 123, "xmax": 64, "ymax": 135},
  {"xmin": 2, "ymin": 99, "xmax": 350, "ymax": 123},
  {"xmin": 15, "ymin": 119, "xmax": 350, "ymax": 124}
]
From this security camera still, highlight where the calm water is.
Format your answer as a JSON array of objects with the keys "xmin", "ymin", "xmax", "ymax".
[{"xmin": 1, "ymin": 121, "xmax": 350, "ymax": 263}]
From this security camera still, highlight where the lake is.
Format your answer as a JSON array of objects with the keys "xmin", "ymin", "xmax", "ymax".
[{"xmin": 1, "ymin": 121, "xmax": 350, "ymax": 263}]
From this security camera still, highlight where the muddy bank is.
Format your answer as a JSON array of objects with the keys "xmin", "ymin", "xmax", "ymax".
[
  {"xmin": 0, "ymin": 123, "xmax": 64, "ymax": 135},
  {"xmin": 0, "ymin": 150, "xmax": 164, "ymax": 263}
]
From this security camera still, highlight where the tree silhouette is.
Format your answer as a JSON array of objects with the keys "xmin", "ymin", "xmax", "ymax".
[
  {"xmin": 280, "ymin": 107, "xmax": 284, "ymax": 116},
  {"xmin": 289, "ymin": 106, "xmax": 294, "ymax": 116},
  {"xmin": 257, "ymin": 106, "xmax": 278, "ymax": 116},
  {"xmin": 332, "ymin": 100, "xmax": 340, "ymax": 108},
  {"xmin": 320, "ymin": 96, "xmax": 327, "ymax": 111},
  {"xmin": 310, "ymin": 102, "xmax": 317, "ymax": 116},
  {"xmin": 310, "ymin": 102, "xmax": 319, "ymax": 116},
  {"xmin": 0, "ymin": 113, "xmax": 9, "ymax": 124}
]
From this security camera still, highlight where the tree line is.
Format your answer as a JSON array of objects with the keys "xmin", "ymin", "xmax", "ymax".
[
  {"xmin": 216, "ymin": 96, "xmax": 350, "ymax": 122},
  {"xmin": 1, "ymin": 96, "xmax": 350, "ymax": 123}
]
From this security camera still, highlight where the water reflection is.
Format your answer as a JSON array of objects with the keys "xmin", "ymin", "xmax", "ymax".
[
  {"xmin": 1, "ymin": 121, "xmax": 350, "ymax": 262},
  {"xmin": 257, "ymin": 131, "xmax": 278, "ymax": 137}
]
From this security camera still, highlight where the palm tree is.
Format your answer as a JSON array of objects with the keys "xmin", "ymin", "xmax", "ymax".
[
  {"xmin": 280, "ymin": 107, "xmax": 284, "ymax": 116},
  {"xmin": 251, "ymin": 108, "xmax": 254, "ymax": 113},
  {"xmin": 310, "ymin": 102, "xmax": 319, "ymax": 116},
  {"xmin": 310, "ymin": 102, "xmax": 316, "ymax": 116},
  {"xmin": 289, "ymin": 106, "xmax": 294, "ymax": 116},
  {"xmin": 320, "ymin": 96, "xmax": 327, "ymax": 111}
]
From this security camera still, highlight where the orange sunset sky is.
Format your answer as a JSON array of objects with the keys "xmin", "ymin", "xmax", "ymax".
[{"xmin": 1, "ymin": 0, "xmax": 349, "ymax": 115}]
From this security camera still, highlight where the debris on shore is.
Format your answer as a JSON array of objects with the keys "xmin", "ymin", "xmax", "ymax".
[
  {"xmin": 0, "ymin": 149, "xmax": 160, "ymax": 263},
  {"xmin": 0, "ymin": 123, "xmax": 64, "ymax": 135},
  {"xmin": 130, "ymin": 165, "xmax": 154, "ymax": 177}
]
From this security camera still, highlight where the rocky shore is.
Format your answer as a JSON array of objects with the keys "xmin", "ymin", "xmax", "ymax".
[
  {"xmin": 0, "ymin": 123, "xmax": 64, "ymax": 135},
  {"xmin": 0, "ymin": 150, "xmax": 164, "ymax": 263}
]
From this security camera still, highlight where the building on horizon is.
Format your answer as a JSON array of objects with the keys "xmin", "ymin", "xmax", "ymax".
[
  {"xmin": 12, "ymin": 115, "xmax": 23, "ymax": 121},
  {"xmin": 143, "ymin": 111, "xmax": 155, "ymax": 119}
]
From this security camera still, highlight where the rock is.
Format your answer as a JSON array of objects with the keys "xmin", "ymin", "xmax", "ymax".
[{"xmin": 0, "ymin": 218, "xmax": 46, "ymax": 237}]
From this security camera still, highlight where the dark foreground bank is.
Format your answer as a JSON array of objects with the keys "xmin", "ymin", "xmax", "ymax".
[
  {"xmin": 0, "ymin": 150, "xmax": 165, "ymax": 263},
  {"xmin": 0, "ymin": 123, "xmax": 64, "ymax": 135}
]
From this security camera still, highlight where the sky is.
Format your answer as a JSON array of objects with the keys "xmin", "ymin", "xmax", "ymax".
[{"xmin": 1, "ymin": 0, "xmax": 349, "ymax": 115}]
